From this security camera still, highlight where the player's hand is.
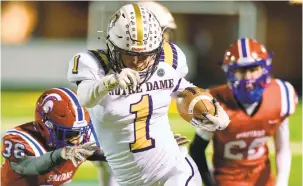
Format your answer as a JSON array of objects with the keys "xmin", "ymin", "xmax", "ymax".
[
  {"xmin": 116, "ymin": 68, "xmax": 140, "ymax": 90},
  {"xmin": 191, "ymin": 99, "xmax": 230, "ymax": 131},
  {"xmin": 174, "ymin": 134, "xmax": 190, "ymax": 146},
  {"xmin": 103, "ymin": 68, "xmax": 140, "ymax": 91},
  {"xmin": 61, "ymin": 141, "xmax": 99, "ymax": 167},
  {"xmin": 103, "ymin": 74, "xmax": 119, "ymax": 91}
]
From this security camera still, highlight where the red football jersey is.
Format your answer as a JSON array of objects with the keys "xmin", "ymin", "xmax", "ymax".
[
  {"xmin": 1, "ymin": 122, "xmax": 81, "ymax": 186},
  {"xmin": 209, "ymin": 79, "xmax": 297, "ymax": 186}
]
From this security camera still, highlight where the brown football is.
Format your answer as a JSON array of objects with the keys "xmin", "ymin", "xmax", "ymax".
[{"xmin": 177, "ymin": 87, "xmax": 216, "ymax": 122}]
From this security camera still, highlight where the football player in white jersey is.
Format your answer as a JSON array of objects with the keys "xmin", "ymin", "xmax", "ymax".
[
  {"xmin": 67, "ymin": 3, "xmax": 230, "ymax": 186},
  {"xmin": 138, "ymin": 0, "xmax": 205, "ymax": 182},
  {"xmin": 94, "ymin": 2, "xmax": 195, "ymax": 186}
]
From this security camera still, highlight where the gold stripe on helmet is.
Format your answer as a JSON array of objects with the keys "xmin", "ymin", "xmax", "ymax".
[{"xmin": 132, "ymin": 4, "xmax": 143, "ymax": 46}]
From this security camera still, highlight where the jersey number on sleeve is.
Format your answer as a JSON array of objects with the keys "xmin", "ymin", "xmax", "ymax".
[
  {"xmin": 130, "ymin": 95, "xmax": 155, "ymax": 153},
  {"xmin": 224, "ymin": 136, "xmax": 270, "ymax": 160},
  {"xmin": 2, "ymin": 140, "xmax": 25, "ymax": 159},
  {"xmin": 72, "ymin": 55, "xmax": 80, "ymax": 74}
]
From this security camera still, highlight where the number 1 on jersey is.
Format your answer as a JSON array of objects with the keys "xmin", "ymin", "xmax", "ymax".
[
  {"xmin": 72, "ymin": 55, "xmax": 80, "ymax": 74},
  {"xmin": 130, "ymin": 95, "xmax": 155, "ymax": 153}
]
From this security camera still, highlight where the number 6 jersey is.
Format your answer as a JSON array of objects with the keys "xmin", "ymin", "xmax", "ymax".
[
  {"xmin": 205, "ymin": 79, "xmax": 297, "ymax": 184},
  {"xmin": 67, "ymin": 42, "xmax": 193, "ymax": 185}
]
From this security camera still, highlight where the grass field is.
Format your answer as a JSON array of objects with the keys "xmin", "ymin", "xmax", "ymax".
[{"xmin": 1, "ymin": 91, "xmax": 302, "ymax": 186}]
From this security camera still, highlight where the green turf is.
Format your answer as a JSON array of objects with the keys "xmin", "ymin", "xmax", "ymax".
[
  {"xmin": 1, "ymin": 91, "xmax": 302, "ymax": 185},
  {"xmin": 73, "ymin": 163, "xmax": 99, "ymax": 181}
]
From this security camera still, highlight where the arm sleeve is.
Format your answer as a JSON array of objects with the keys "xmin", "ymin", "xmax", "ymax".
[
  {"xmin": 169, "ymin": 43, "xmax": 194, "ymax": 98},
  {"xmin": 67, "ymin": 51, "xmax": 112, "ymax": 108},
  {"xmin": 171, "ymin": 78, "xmax": 195, "ymax": 98},
  {"xmin": 10, "ymin": 149, "xmax": 65, "ymax": 176},
  {"xmin": 168, "ymin": 43, "xmax": 206, "ymax": 98},
  {"xmin": 173, "ymin": 43, "xmax": 189, "ymax": 79},
  {"xmin": 274, "ymin": 118, "xmax": 291, "ymax": 186},
  {"xmin": 189, "ymin": 129, "xmax": 215, "ymax": 186},
  {"xmin": 77, "ymin": 79, "xmax": 110, "ymax": 108}
]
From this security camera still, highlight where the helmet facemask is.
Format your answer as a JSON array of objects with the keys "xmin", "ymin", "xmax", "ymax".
[
  {"xmin": 223, "ymin": 58, "xmax": 272, "ymax": 104},
  {"xmin": 40, "ymin": 114, "xmax": 94, "ymax": 149},
  {"xmin": 222, "ymin": 38, "xmax": 274, "ymax": 105},
  {"xmin": 107, "ymin": 39, "xmax": 163, "ymax": 84}
]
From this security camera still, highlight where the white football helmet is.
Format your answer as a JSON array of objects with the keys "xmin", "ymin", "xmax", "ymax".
[
  {"xmin": 106, "ymin": 3, "xmax": 163, "ymax": 83},
  {"xmin": 137, "ymin": 1, "xmax": 177, "ymax": 29}
]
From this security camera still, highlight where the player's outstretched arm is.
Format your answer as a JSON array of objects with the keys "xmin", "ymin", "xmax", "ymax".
[
  {"xmin": 77, "ymin": 68, "xmax": 140, "ymax": 108},
  {"xmin": 77, "ymin": 79, "xmax": 115, "ymax": 108},
  {"xmin": 170, "ymin": 76, "xmax": 230, "ymax": 132},
  {"xmin": 274, "ymin": 118, "xmax": 291, "ymax": 186},
  {"xmin": 67, "ymin": 52, "xmax": 140, "ymax": 108},
  {"xmin": 10, "ymin": 142, "xmax": 98, "ymax": 175},
  {"xmin": 10, "ymin": 148, "xmax": 65, "ymax": 175},
  {"xmin": 60, "ymin": 141, "xmax": 99, "ymax": 167},
  {"xmin": 189, "ymin": 129, "xmax": 215, "ymax": 186}
]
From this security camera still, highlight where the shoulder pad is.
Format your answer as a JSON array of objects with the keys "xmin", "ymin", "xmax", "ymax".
[
  {"xmin": 67, "ymin": 50, "xmax": 110, "ymax": 84},
  {"xmin": 2, "ymin": 129, "xmax": 47, "ymax": 161},
  {"xmin": 275, "ymin": 79, "xmax": 298, "ymax": 116},
  {"xmin": 160, "ymin": 42, "xmax": 188, "ymax": 78},
  {"xmin": 88, "ymin": 49, "xmax": 111, "ymax": 75}
]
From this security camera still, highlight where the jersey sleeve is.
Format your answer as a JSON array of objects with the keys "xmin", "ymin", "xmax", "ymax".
[
  {"xmin": 275, "ymin": 79, "xmax": 298, "ymax": 117},
  {"xmin": 160, "ymin": 42, "xmax": 189, "ymax": 79},
  {"xmin": 67, "ymin": 50, "xmax": 111, "ymax": 84},
  {"xmin": 173, "ymin": 43, "xmax": 188, "ymax": 78},
  {"xmin": 161, "ymin": 42, "xmax": 194, "ymax": 98},
  {"xmin": 2, "ymin": 130, "xmax": 47, "ymax": 163},
  {"xmin": 171, "ymin": 78, "xmax": 195, "ymax": 98}
]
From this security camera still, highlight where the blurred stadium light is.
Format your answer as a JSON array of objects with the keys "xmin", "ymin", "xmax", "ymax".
[
  {"xmin": 289, "ymin": 0, "xmax": 302, "ymax": 4},
  {"xmin": 1, "ymin": 2, "xmax": 38, "ymax": 44},
  {"xmin": 1, "ymin": 2, "xmax": 89, "ymax": 90}
]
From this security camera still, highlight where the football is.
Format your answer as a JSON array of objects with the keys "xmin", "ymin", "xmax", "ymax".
[{"xmin": 176, "ymin": 87, "xmax": 216, "ymax": 122}]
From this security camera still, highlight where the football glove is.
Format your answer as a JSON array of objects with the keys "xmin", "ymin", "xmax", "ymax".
[
  {"xmin": 190, "ymin": 99, "xmax": 230, "ymax": 131},
  {"xmin": 103, "ymin": 68, "xmax": 140, "ymax": 91},
  {"xmin": 61, "ymin": 141, "xmax": 99, "ymax": 167}
]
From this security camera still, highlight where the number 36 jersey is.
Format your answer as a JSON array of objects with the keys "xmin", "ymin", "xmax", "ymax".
[
  {"xmin": 1, "ymin": 122, "xmax": 80, "ymax": 186},
  {"xmin": 67, "ymin": 42, "xmax": 192, "ymax": 185}
]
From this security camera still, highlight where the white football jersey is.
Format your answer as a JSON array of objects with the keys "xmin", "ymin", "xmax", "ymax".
[{"xmin": 67, "ymin": 42, "xmax": 193, "ymax": 185}]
